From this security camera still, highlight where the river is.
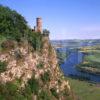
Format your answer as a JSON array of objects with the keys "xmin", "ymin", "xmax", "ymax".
[{"xmin": 57, "ymin": 48, "xmax": 100, "ymax": 83}]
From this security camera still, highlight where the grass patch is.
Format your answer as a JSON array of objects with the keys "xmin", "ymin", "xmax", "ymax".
[
  {"xmin": 85, "ymin": 51, "xmax": 100, "ymax": 63},
  {"xmin": 66, "ymin": 77, "xmax": 100, "ymax": 100}
]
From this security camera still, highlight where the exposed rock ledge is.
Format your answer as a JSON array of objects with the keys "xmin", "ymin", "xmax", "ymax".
[{"xmin": 0, "ymin": 38, "xmax": 74, "ymax": 99}]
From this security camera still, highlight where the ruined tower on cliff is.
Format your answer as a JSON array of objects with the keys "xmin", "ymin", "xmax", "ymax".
[
  {"xmin": 32, "ymin": 17, "xmax": 49, "ymax": 38},
  {"xmin": 32, "ymin": 17, "xmax": 42, "ymax": 33},
  {"xmin": 36, "ymin": 17, "xmax": 42, "ymax": 33}
]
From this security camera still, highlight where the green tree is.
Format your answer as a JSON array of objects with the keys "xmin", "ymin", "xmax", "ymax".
[{"xmin": 0, "ymin": 5, "xmax": 29, "ymax": 41}]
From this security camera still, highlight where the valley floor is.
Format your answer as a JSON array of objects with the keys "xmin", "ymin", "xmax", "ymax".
[
  {"xmin": 67, "ymin": 77, "xmax": 100, "ymax": 100},
  {"xmin": 77, "ymin": 46, "xmax": 100, "ymax": 75}
]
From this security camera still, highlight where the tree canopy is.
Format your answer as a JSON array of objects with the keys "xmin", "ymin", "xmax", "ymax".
[{"xmin": 0, "ymin": 5, "xmax": 30, "ymax": 40}]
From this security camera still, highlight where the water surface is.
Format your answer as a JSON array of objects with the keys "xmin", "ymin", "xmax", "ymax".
[{"xmin": 58, "ymin": 48, "xmax": 100, "ymax": 83}]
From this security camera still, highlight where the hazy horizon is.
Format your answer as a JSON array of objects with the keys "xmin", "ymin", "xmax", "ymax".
[{"xmin": 50, "ymin": 38, "xmax": 100, "ymax": 41}]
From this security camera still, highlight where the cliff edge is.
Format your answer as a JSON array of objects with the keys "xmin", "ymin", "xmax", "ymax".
[
  {"xmin": 0, "ymin": 37, "xmax": 74, "ymax": 100},
  {"xmin": 0, "ymin": 5, "xmax": 74, "ymax": 100}
]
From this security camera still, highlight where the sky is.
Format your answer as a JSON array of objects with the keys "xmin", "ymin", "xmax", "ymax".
[{"xmin": 0, "ymin": 0, "xmax": 100, "ymax": 40}]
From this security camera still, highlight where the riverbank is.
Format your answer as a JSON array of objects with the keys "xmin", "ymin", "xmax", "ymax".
[
  {"xmin": 77, "ymin": 65, "xmax": 100, "ymax": 75},
  {"xmin": 56, "ymin": 46, "xmax": 100, "ymax": 100},
  {"xmin": 77, "ymin": 46, "xmax": 100, "ymax": 75}
]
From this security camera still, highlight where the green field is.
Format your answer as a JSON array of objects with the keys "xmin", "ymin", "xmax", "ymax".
[
  {"xmin": 67, "ymin": 77, "xmax": 100, "ymax": 100},
  {"xmin": 77, "ymin": 46, "xmax": 100, "ymax": 74},
  {"xmin": 85, "ymin": 49, "xmax": 100, "ymax": 63}
]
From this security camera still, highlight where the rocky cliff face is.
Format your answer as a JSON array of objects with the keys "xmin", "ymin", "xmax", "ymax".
[{"xmin": 0, "ymin": 37, "xmax": 74, "ymax": 100}]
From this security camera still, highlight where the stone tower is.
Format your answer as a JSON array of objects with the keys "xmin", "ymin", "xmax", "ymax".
[{"xmin": 36, "ymin": 17, "xmax": 42, "ymax": 33}]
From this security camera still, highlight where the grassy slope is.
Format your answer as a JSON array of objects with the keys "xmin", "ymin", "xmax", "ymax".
[{"xmin": 67, "ymin": 77, "xmax": 100, "ymax": 100}]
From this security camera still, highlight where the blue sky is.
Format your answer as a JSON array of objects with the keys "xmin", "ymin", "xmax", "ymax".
[{"xmin": 0, "ymin": 0, "xmax": 100, "ymax": 40}]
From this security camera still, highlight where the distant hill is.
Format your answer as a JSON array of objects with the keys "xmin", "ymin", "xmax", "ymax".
[{"xmin": 51, "ymin": 39, "xmax": 100, "ymax": 48}]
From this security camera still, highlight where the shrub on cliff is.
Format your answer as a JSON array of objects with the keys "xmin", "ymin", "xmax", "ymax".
[
  {"xmin": 28, "ymin": 31, "xmax": 42, "ymax": 50},
  {"xmin": 41, "ymin": 71, "xmax": 51, "ymax": 83},
  {"xmin": 38, "ymin": 90, "xmax": 51, "ymax": 100},
  {"xmin": 0, "ymin": 61, "xmax": 7, "ymax": 73},
  {"xmin": 28, "ymin": 76, "xmax": 40, "ymax": 95}
]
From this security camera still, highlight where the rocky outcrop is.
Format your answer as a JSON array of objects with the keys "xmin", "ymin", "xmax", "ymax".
[{"xmin": 0, "ymin": 38, "xmax": 73, "ymax": 100}]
